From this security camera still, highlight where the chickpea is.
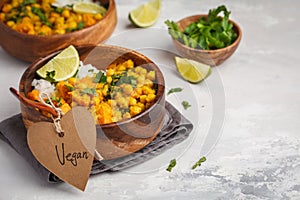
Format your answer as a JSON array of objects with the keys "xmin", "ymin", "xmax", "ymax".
[
  {"xmin": 146, "ymin": 93, "xmax": 156, "ymax": 103},
  {"xmin": 0, "ymin": 13, "xmax": 5, "ymax": 21},
  {"xmin": 2, "ymin": 4, "xmax": 13, "ymax": 13},
  {"xmin": 129, "ymin": 97, "xmax": 137, "ymax": 106},
  {"xmin": 62, "ymin": 9, "xmax": 70, "ymax": 18},
  {"xmin": 125, "ymin": 59, "xmax": 134, "ymax": 69},
  {"xmin": 117, "ymin": 64, "xmax": 126, "ymax": 71},
  {"xmin": 146, "ymin": 71, "xmax": 156, "ymax": 81},
  {"xmin": 106, "ymin": 68, "xmax": 115, "ymax": 76},
  {"xmin": 130, "ymin": 106, "xmax": 142, "ymax": 116},
  {"xmin": 60, "ymin": 103, "xmax": 71, "ymax": 114},
  {"xmin": 67, "ymin": 21, "xmax": 77, "ymax": 30},
  {"xmin": 106, "ymin": 76, "xmax": 112, "ymax": 84},
  {"xmin": 6, "ymin": 21, "xmax": 15, "ymax": 27},
  {"xmin": 139, "ymin": 95, "xmax": 147, "ymax": 104},
  {"xmin": 94, "ymin": 13, "xmax": 103, "ymax": 20},
  {"xmin": 68, "ymin": 77, "xmax": 77, "ymax": 86},
  {"xmin": 123, "ymin": 84, "xmax": 133, "ymax": 95}
]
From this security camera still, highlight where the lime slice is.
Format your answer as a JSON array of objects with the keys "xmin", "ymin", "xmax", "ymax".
[
  {"xmin": 174, "ymin": 56, "xmax": 211, "ymax": 83},
  {"xmin": 129, "ymin": 0, "xmax": 161, "ymax": 28},
  {"xmin": 36, "ymin": 45, "xmax": 80, "ymax": 82},
  {"xmin": 73, "ymin": 2, "xmax": 107, "ymax": 15}
]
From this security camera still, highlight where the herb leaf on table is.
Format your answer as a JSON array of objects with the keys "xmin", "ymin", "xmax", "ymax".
[
  {"xmin": 182, "ymin": 101, "xmax": 191, "ymax": 110},
  {"xmin": 166, "ymin": 159, "xmax": 177, "ymax": 172},
  {"xmin": 167, "ymin": 87, "xmax": 183, "ymax": 95},
  {"xmin": 192, "ymin": 156, "xmax": 206, "ymax": 170}
]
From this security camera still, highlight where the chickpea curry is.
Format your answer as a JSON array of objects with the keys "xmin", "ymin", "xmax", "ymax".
[
  {"xmin": 28, "ymin": 59, "xmax": 158, "ymax": 125},
  {"xmin": 0, "ymin": 0, "xmax": 105, "ymax": 35}
]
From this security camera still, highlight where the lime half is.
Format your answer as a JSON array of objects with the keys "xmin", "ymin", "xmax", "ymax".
[
  {"xmin": 36, "ymin": 45, "xmax": 80, "ymax": 82},
  {"xmin": 129, "ymin": 0, "xmax": 161, "ymax": 28},
  {"xmin": 175, "ymin": 56, "xmax": 211, "ymax": 83},
  {"xmin": 73, "ymin": 2, "xmax": 107, "ymax": 15}
]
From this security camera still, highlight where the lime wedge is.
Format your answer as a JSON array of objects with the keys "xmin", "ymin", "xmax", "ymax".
[
  {"xmin": 129, "ymin": 0, "xmax": 161, "ymax": 28},
  {"xmin": 36, "ymin": 45, "xmax": 80, "ymax": 82},
  {"xmin": 174, "ymin": 56, "xmax": 211, "ymax": 83},
  {"xmin": 73, "ymin": 2, "xmax": 107, "ymax": 15}
]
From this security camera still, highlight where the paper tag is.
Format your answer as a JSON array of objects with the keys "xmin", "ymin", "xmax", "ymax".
[{"xmin": 27, "ymin": 107, "xmax": 96, "ymax": 191}]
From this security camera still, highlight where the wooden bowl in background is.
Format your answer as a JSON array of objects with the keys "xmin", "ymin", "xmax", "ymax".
[
  {"xmin": 172, "ymin": 14, "xmax": 242, "ymax": 66},
  {"xmin": 0, "ymin": 0, "xmax": 117, "ymax": 62},
  {"xmin": 19, "ymin": 44, "xmax": 166, "ymax": 160}
]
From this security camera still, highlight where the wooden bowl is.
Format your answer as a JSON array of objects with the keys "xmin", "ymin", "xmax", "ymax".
[
  {"xmin": 172, "ymin": 14, "xmax": 242, "ymax": 66},
  {"xmin": 0, "ymin": 0, "xmax": 117, "ymax": 62},
  {"xmin": 19, "ymin": 44, "xmax": 166, "ymax": 160}
]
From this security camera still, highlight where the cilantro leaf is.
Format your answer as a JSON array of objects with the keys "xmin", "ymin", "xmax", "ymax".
[
  {"xmin": 80, "ymin": 88, "xmax": 97, "ymax": 96},
  {"xmin": 94, "ymin": 71, "xmax": 107, "ymax": 83},
  {"xmin": 21, "ymin": 0, "xmax": 36, "ymax": 6},
  {"xmin": 77, "ymin": 21, "xmax": 85, "ymax": 30},
  {"xmin": 166, "ymin": 159, "xmax": 177, "ymax": 172},
  {"xmin": 167, "ymin": 87, "xmax": 183, "ymax": 95},
  {"xmin": 182, "ymin": 101, "xmax": 191, "ymax": 110},
  {"xmin": 192, "ymin": 156, "xmax": 206, "ymax": 170},
  {"xmin": 113, "ymin": 72, "xmax": 137, "ymax": 87},
  {"xmin": 45, "ymin": 70, "xmax": 56, "ymax": 82},
  {"xmin": 31, "ymin": 7, "xmax": 52, "ymax": 27},
  {"xmin": 64, "ymin": 84, "xmax": 74, "ymax": 91}
]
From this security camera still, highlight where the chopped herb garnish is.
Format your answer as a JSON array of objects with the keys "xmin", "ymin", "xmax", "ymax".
[
  {"xmin": 52, "ymin": 5, "xmax": 64, "ymax": 13},
  {"xmin": 114, "ymin": 72, "xmax": 137, "ymax": 87},
  {"xmin": 77, "ymin": 21, "xmax": 85, "ymax": 30},
  {"xmin": 94, "ymin": 71, "xmax": 107, "ymax": 83},
  {"xmin": 182, "ymin": 101, "xmax": 191, "ymax": 110},
  {"xmin": 88, "ymin": 69, "xmax": 94, "ymax": 73},
  {"xmin": 51, "ymin": 96, "xmax": 60, "ymax": 102},
  {"xmin": 64, "ymin": 84, "xmax": 74, "ymax": 91},
  {"xmin": 45, "ymin": 70, "xmax": 56, "ymax": 82},
  {"xmin": 31, "ymin": 7, "xmax": 52, "ymax": 27},
  {"xmin": 111, "ymin": 73, "xmax": 123, "ymax": 80},
  {"xmin": 167, "ymin": 87, "xmax": 183, "ymax": 95},
  {"xmin": 80, "ymin": 88, "xmax": 97, "ymax": 96},
  {"xmin": 21, "ymin": 0, "xmax": 36, "ymax": 6},
  {"xmin": 192, "ymin": 156, "xmax": 206, "ymax": 170},
  {"xmin": 166, "ymin": 159, "xmax": 177, "ymax": 172}
]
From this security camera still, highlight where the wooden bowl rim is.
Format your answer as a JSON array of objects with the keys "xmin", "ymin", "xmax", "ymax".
[
  {"xmin": 19, "ymin": 43, "xmax": 165, "ymax": 128},
  {"xmin": 0, "ymin": 0, "xmax": 115, "ymax": 39},
  {"xmin": 173, "ymin": 14, "xmax": 242, "ymax": 53}
]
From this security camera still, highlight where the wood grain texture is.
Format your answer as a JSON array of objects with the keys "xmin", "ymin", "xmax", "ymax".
[
  {"xmin": 19, "ymin": 44, "xmax": 166, "ymax": 160},
  {"xmin": 0, "ymin": 0, "xmax": 117, "ymax": 62},
  {"xmin": 172, "ymin": 14, "xmax": 242, "ymax": 66}
]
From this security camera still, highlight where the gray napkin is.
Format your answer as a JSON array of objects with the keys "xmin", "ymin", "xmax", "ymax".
[{"xmin": 0, "ymin": 101, "xmax": 193, "ymax": 183}]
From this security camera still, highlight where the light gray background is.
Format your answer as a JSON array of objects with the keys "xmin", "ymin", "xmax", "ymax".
[{"xmin": 0, "ymin": 0, "xmax": 299, "ymax": 199}]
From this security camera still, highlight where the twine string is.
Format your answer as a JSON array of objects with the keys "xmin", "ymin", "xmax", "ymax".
[{"xmin": 39, "ymin": 93, "xmax": 64, "ymax": 137}]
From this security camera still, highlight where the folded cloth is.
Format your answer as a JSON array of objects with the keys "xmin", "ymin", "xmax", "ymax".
[{"xmin": 0, "ymin": 101, "xmax": 193, "ymax": 183}]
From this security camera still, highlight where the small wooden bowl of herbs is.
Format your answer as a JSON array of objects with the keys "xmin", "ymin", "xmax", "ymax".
[{"xmin": 165, "ymin": 5, "xmax": 242, "ymax": 66}]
